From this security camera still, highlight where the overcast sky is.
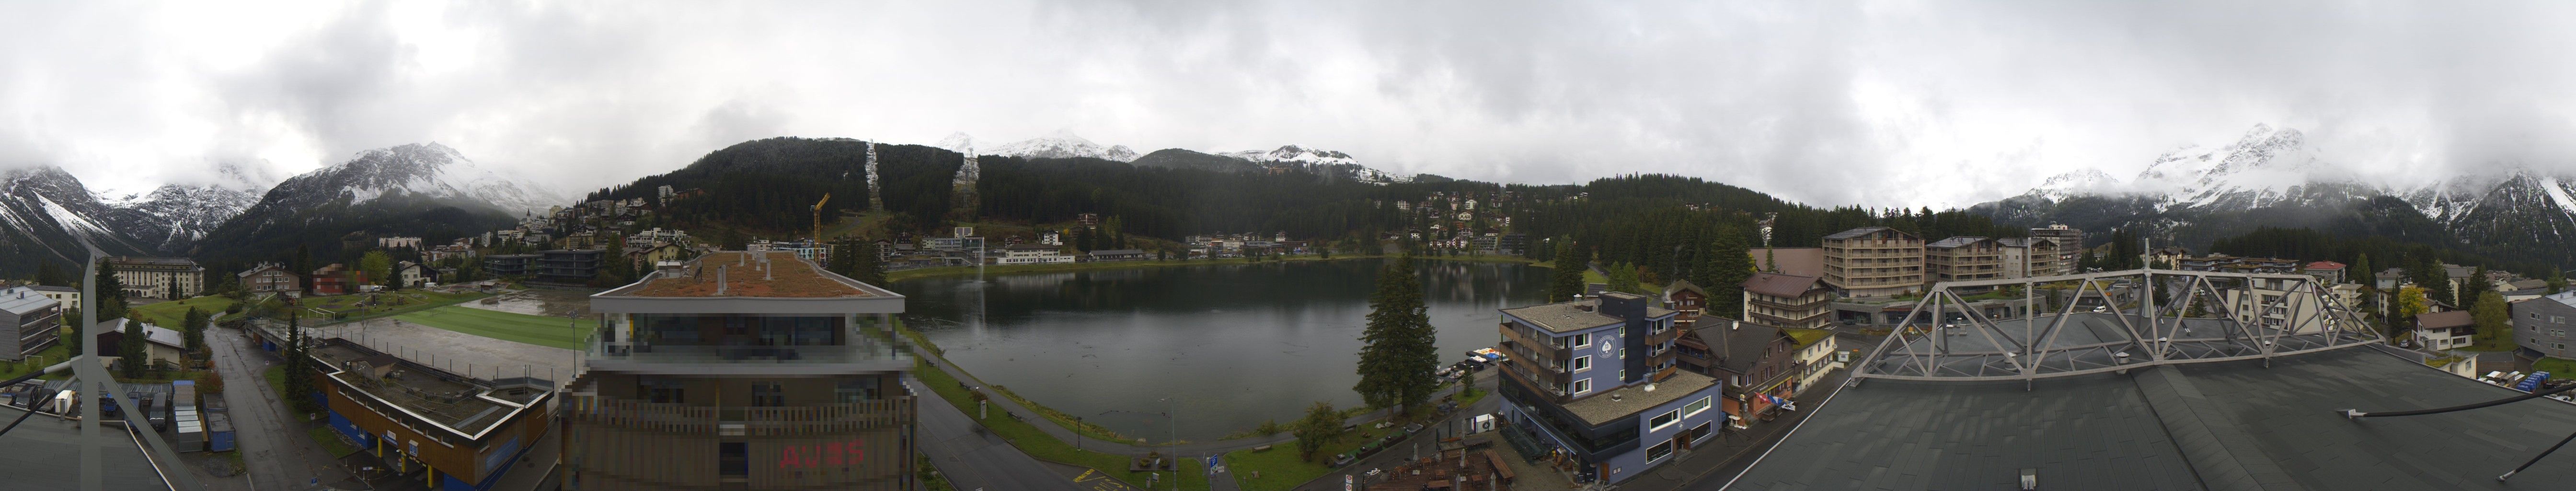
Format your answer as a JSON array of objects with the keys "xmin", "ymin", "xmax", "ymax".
[{"xmin": 6, "ymin": 1, "xmax": 2574, "ymax": 208}]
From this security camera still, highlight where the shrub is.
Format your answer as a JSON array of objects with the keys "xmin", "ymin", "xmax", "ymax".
[{"xmin": 1255, "ymin": 419, "xmax": 1285, "ymax": 436}]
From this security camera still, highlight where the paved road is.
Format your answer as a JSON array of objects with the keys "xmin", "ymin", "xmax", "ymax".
[
  {"xmin": 1625, "ymin": 369, "xmax": 1850, "ymax": 491},
  {"xmin": 909, "ymin": 378, "xmax": 1086, "ymax": 491},
  {"xmin": 207, "ymin": 326, "xmax": 366, "ymax": 491}
]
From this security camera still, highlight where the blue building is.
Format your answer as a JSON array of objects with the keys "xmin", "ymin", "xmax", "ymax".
[{"xmin": 1495, "ymin": 292, "xmax": 1727, "ymax": 484}]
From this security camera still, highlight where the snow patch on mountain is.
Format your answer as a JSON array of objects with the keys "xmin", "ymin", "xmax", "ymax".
[
  {"xmin": 1220, "ymin": 145, "xmax": 1413, "ymax": 184},
  {"xmin": 978, "ymin": 130, "xmax": 1138, "ymax": 162},
  {"xmin": 37, "ymin": 194, "xmax": 114, "ymax": 240}
]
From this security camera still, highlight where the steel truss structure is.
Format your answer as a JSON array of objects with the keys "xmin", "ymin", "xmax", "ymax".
[{"xmin": 1854, "ymin": 268, "xmax": 2383, "ymax": 381}]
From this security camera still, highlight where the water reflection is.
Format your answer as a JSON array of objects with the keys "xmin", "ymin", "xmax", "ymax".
[{"xmin": 894, "ymin": 258, "xmax": 1548, "ymax": 441}]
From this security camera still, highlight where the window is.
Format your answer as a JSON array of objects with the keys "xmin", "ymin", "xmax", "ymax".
[
  {"xmin": 1572, "ymin": 333, "xmax": 1592, "ymax": 348},
  {"xmin": 1690, "ymin": 422, "xmax": 1714, "ymax": 441},
  {"xmin": 1644, "ymin": 438, "xmax": 1675, "ymax": 463},
  {"xmin": 836, "ymin": 377, "xmax": 882, "ymax": 403},
  {"xmin": 720, "ymin": 442, "xmax": 748, "ymax": 476},
  {"xmin": 1572, "ymin": 379, "xmax": 1593, "ymax": 395},
  {"xmin": 1649, "ymin": 409, "xmax": 1682, "ymax": 431},
  {"xmin": 641, "ymin": 378, "xmax": 685, "ymax": 404},
  {"xmin": 2557, "ymin": 330, "xmax": 2569, "ymax": 338},
  {"xmin": 752, "ymin": 382, "xmax": 786, "ymax": 407},
  {"xmin": 1572, "ymin": 356, "xmax": 1592, "ymax": 373},
  {"xmin": 1684, "ymin": 397, "xmax": 1713, "ymax": 417}
]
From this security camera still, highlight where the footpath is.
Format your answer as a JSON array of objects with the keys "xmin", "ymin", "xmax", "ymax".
[{"xmin": 921, "ymin": 352, "xmax": 1487, "ymax": 490}]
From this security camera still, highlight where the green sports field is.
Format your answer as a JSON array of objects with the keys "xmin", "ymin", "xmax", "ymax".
[{"xmin": 393, "ymin": 306, "xmax": 595, "ymax": 350}]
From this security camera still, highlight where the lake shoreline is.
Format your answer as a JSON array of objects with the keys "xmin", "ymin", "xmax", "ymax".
[{"xmin": 884, "ymin": 253, "xmax": 1552, "ymax": 283}]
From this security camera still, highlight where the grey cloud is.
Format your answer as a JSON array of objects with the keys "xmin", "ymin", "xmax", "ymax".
[{"xmin": 7, "ymin": 0, "xmax": 2576, "ymax": 207}]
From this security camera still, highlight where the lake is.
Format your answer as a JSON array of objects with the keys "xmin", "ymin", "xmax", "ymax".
[{"xmin": 893, "ymin": 258, "xmax": 1550, "ymax": 441}]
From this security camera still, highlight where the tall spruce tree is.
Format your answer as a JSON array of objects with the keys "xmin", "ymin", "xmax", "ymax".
[
  {"xmin": 94, "ymin": 259, "xmax": 127, "ymax": 321},
  {"xmin": 285, "ymin": 310, "xmax": 319, "ymax": 413},
  {"xmin": 183, "ymin": 307, "xmax": 208, "ymax": 353},
  {"xmin": 1706, "ymin": 233, "xmax": 1755, "ymax": 318},
  {"xmin": 1548, "ymin": 242, "xmax": 1585, "ymax": 303},
  {"xmin": 119, "ymin": 315, "xmax": 145, "ymax": 377},
  {"xmin": 1354, "ymin": 257, "xmax": 1440, "ymax": 415}
]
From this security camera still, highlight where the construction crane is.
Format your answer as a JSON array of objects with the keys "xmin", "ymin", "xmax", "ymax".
[{"xmin": 812, "ymin": 193, "xmax": 831, "ymax": 242}]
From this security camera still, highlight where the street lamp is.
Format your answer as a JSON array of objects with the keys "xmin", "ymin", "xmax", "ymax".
[{"xmin": 1159, "ymin": 396, "xmax": 1177, "ymax": 491}]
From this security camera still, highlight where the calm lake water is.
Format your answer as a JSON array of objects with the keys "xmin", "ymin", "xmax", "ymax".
[{"xmin": 893, "ymin": 258, "xmax": 1549, "ymax": 441}]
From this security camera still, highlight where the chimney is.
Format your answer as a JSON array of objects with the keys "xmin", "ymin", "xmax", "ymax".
[{"xmin": 716, "ymin": 266, "xmax": 727, "ymax": 295}]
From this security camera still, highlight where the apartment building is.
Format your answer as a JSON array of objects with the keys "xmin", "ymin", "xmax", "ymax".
[
  {"xmin": 536, "ymin": 250, "xmax": 604, "ymax": 285},
  {"xmin": 1495, "ymin": 292, "xmax": 1719, "ymax": 484},
  {"xmin": 1740, "ymin": 273, "xmax": 1830, "ymax": 330},
  {"xmin": 2517, "ymin": 292, "xmax": 2576, "ymax": 359},
  {"xmin": 0, "ymin": 286, "xmax": 61, "ymax": 361},
  {"xmin": 1995, "ymin": 237, "xmax": 2061, "ymax": 279},
  {"xmin": 570, "ymin": 251, "xmax": 915, "ymax": 490},
  {"xmin": 237, "ymin": 262, "xmax": 301, "ymax": 294},
  {"xmin": 1819, "ymin": 227, "xmax": 1923, "ymax": 298},
  {"xmin": 1923, "ymin": 237, "xmax": 2004, "ymax": 288},
  {"xmin": 106, "ymin": 256, "xmax": 205, "ymax": 300},
  {"xmin": 2029, "ymin": 224, "xmax": 2083, "ymax": 270}
]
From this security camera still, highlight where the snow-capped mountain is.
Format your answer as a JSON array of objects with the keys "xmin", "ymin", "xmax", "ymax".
[
  {"xmin": 976, "ymin": 130, "xmax": 1138, "ymax": 162},
  {"xmin": 1970, "ymin": 123, "xmax": 2576, "ymax": 267},
  {"xmin": 0, "ymin": 166, "xmax": 150, "ymax": 273},
  {"xmin": 192, "ymin": 143, "xmax": 558, "ymax": 263},
  {"xmin": 1219, "ymin": 145, "xmax": 1414, "ymax": 184},
  {"xmin": 102, "ymin": 162, "xmax": 278, "ymax": 254}
]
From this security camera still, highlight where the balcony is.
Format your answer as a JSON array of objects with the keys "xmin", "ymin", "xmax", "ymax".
[
  {"xmin": 572, "ymin": 397, "xmax": 916, "ymax": 436},
  {"xmin": 1497, "ymin": 324, "xmax": 1564, "ymax": 360},
  {"xmin": 588, "ymin": 338, "xmax": 914, "ymax": 375}
]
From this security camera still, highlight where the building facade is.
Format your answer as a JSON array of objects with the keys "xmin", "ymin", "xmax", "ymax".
[
  {"xmin": 238, "ymin": 262, "xmax": 301, "ymax": 294},
  {"xmin": 106, "ymin": 256, "xmax": 205, "ymax": 300},
  {"xmin": 1923, "ymin": 237, "xmax": 2003, "ymax": 288},
  {"xmin": 379, "ymin": 236, "xmax": 425, "ymax": 249},
  {"xmin": 313, "ymin": 264, "xmax": 355, "ymax": 295},
  {"xmin": 28, "ymin": 285, "xmax": 78, "ymax": 314},
  {"xmin": 2517, "ymin": 292, "xmax": 2576, "ymax": 359},
  {"xmin": 1495, "ymin": 292, "xmax": 1722, "ymax": 484},
  {"xmin": 283, "ymin": 334, "xmax": 556, "ymax": 491},
  {"xmin": 1739, "ymin": 273, "xmax": 1830, "ymax": 330},
  {"xmin": 1995, "ymin": 237, "xmax": 2061, "ymax": 279},
  {"xmin": 997, "ymin": 244, "xmax": 1074, "ymax": 264},
  {"xmin": 2028, "ymin": 224, "xmax": 2083, "ymax": 271},
  {"xmin": 0, "ymin": 286, "xmax": 61, "ymax": 361},
  {"xmin": 569, "ymin": 251, "xmax": 915, "ymax": 490},
  {"xmin": 536, "ymin": 250, "xmax": 604, "ymax": 285},
  {"xmin": 1819, "ymin": 227, "xmax": 1923, "ymax": 298},
  {"xmin": 485, "ymin": 254, "xmax": 538, "ymax": 278},
  {"xmin": 2411, "ymin": 311, "xmax": 2476, "ymax": 351}
]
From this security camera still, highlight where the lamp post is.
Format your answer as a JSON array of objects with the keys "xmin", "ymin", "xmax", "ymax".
[{"xmin": 1160, "ymin": 396, "xmax": 1177, "ymax": 491}]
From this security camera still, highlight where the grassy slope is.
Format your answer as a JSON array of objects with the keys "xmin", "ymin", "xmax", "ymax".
[
  {"xmin": 128, "ymin": 295, "xmax": 240, "ymax": 328},
  {"xmin": 393, "ymin": 305, "xmax": 594, "ymax": 350},
  {"xmin": 913, "ymin": 360, "xmax": 1209, "ymax": 491}
]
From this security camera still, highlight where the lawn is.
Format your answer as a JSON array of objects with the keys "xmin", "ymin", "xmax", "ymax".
[
  {"xmin": 0, "ymin": 344, "xmax": 68, "ymax": 380},
  {"xmin": 913, "ymin": 360, "xmax": 1209, "ymax": 491},
  {"xmin": 303, "ymin": 290, "xmax": 491, "ymax": 325},
  {"xmin": 1223, "ymin": 423, "xmax": 1395, "ymax": 491},
  {"xmin": 2533, "ymin": 357, "xmax": 2576, "ymax": 376},
  {"xmin": 128, "ymin": 295, "xmax": 239, "ymax": 328},
  {"xmin": 309, "ymin": 426, "xmax": 360, "ymax": 457},
  {"xmin": 393, "ymin": 305, "xmax": 594, "ymax": 350}
]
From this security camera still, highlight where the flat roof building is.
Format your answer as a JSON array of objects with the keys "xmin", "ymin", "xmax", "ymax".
[
  {"xmin": 1820, "ymin": 227, "xmax": 1923, "ymax": 298},
  {"xmin": 286, "ymin": 334, "xmax": 557, "ymax": 491},
  {"xmin": 0, "ymin": 286, "xmax": 60, "ymax": 361},
  {"xmin": 571, "ymin": 251, "xmax": 915, "ymax": 490},
  {"xmin": 1495, "ymin": 292, "xmax": 1720, "ymax": 484}
]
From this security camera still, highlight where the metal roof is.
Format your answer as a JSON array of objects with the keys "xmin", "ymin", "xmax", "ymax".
[
  {"xmin": 1822, "ymin": 226, "xmax": 1895, "ymax": 240},
  {"xmin": 1925, "ymin": 236, "xmax": 1992, "ymax": 249},
  {"xmin": 0, "ymin": 287, "xmax": 57, "ymax": 315},
  {"xmin": 1726, "ymin": 347, "xmax": 2576, "ymax": 490}
]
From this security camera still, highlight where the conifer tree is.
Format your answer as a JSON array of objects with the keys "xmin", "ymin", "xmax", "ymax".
[
  {"xmin": 183, "ymin": 307, "xmax": 208, "ymax": 353},
  {"xmin": 1705, "ymin": 233, "xmax": 1755, "ymax": 318},
  {"xmin": 1547, "ymin": 242, "xmax": 1586, "ymax": 303},
  {"xmin": 1354, "ymin": 257, "xmax": 1439, "ymax": 415}
]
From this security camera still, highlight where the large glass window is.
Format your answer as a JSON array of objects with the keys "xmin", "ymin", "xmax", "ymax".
[
  {"xmin": 640, "ymin": 377, "xmax": 685, "ymax": 404},
  {"xmin": 1645, "ymin": 438, "xmax": 1674, "ymax": 463},
  {"xmin": 1649, "ymin": 409, "xmax": 1681, "ymax": 431},
  {"xmin": 836, "ymin": 377, "xmax": 882, "ymax": 403},
  {"xmin": 1685, "ymin": 396, "xmax": 1713, "ymax": 417},
  {"xmin": 752, "ymin": 382, "xmax": 786, "ymax": 407}
]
